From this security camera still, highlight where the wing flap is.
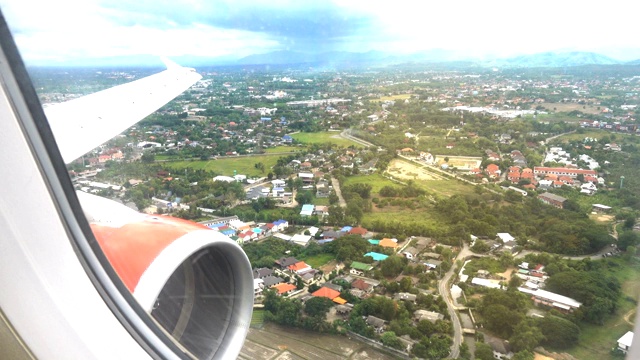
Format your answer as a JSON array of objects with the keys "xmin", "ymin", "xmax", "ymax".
[{"xmin": 44, "ymin": 65, "xmax": 202, "ymax": 163}]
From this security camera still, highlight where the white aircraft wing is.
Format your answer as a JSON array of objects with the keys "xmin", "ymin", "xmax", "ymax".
[{"xmin": 44, "ymin": 60, "xmax": 202, "ymax": 163}]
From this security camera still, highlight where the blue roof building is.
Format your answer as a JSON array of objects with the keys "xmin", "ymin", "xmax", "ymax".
[
  {"xmin": 341, "ymin": 226, "xmax": 353, "ymax": 233},
  {"xmin": 364, "ymin": 252, "xmax": 389, "ymax": 261},
  {"xmin": 368, "ymin": 239, "xmax": 380, "ymax": 245},
  {"xmin": 300, "ymin": 204, "xmax": 314, "ymax": 216}
]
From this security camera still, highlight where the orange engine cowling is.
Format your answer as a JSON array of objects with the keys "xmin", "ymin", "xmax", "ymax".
[{"xmin": 79, "ymin": 191, "xmax": 254, "ymax": 359}]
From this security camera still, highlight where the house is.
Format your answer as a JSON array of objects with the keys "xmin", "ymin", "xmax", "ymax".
[
  {"xmin": 471, "ymin": 277, "xmax": 503, "ymax": 289},
  {"xmin": 517, "ymin": 287, "xmax": 581, "ymax": 312},
  {"xmin": 311, "ymin": 287, "xmax": 341, "ymax": 300},
  {"xmin": 291, "ymin": 234, "xmax": 313, "ymax": 246},
  {"xmin": 403, "ymin": 246, "xmax": 418, "ymax": 259},
  {"xmin": 349, "ymin": 226, "xmax": 368, "ymax": 236},
  {"xmin": 538, "ymin": 192, "xmax": 567, "ymax": 209},
  {"xmin": 413, "ymin": 310, "xmax": 444, "ymax": 323},
  {"xmin": 262, "ymin": 276, "xmax": 284, "ymax": 287},
  {"xmin": 351, "ymin": 279, "xmax": 373, "ymax": 293},
  {"xmin": 275, "ymin": 257, "xmax": 299, "ymax": 269},
  {"xmin": 350, "ymin": 261, "xmax": 373, "ymax": 273},
  {"xmin": 366, "ymin": 315, "xmax": 386, "ymax": 333},
  {"xmin": 618, "ymin": 331, "xmax": 634, "ymax": 354},
  {"xmin": 254, "ymin": 278, "xmax": 264, "ymax": 297},
  {"xmin": 298, "ymin": 172, "xmax": 314, "ymax": 184},
  {"xmin": 300, "ymin": 204, "xmax": 314, "ymax": 216},
  {"xmin": 253, "ymin": 267, "xmax": 273, "ymax": 279},
  {"xmin": 485, "ymin": 163, "xmax": 501, "ymax": 178},
  {"xmin": 496, "ymin": 233, "xmax": 515, "ymax": 243},
  {"xmin": 288, "ymin": 261, "xmax": 312, "ymax": 275},
  {"xmin": 313, "ymin": 205, "xmax": 329, "ymax": 217},
  {"xmin": 316, "ymin": 182, "xmax": 331, "ymax": 198},
  {"xmin": 322, "ymin": 230, "xmax": 343, "ymax": 240},
  {"xmin": 379, "ymin": 238, "xmax": 399, "ymax": 249},
  {"xmin": 394, "ymin": 292, "xmax": 417, "ymax": 302},
  {"xmin": 364, "ymin": 252, "xmax": 389, "ymax": 261},
  {"xmin": 272, "ymin": 283, "xmax": 297, "ymax": 296}
]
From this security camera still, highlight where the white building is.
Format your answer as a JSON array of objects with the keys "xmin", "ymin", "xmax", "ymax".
[{"xmin": 618, "ymin": 331, "xmax": 634, "ymax": 354}]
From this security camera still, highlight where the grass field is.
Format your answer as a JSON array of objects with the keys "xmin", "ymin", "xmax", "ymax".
[
  {"xmin": 420, "ymin": 179, "xmax": 476, "ymax": 197},
  {"xmin": 251, "ymin": 309, "xmax": 265, "ymax": 328},
  {"xmin": 263, "ymin": 146, "xmax": 296, "ymax": 153},
  {"xmin": 290, "ymin": 132, "xmax": 362, "ymax": 148},
  {"xmin": 165, "ymin": 155, "xmax": 282, "ymax": 177},
  {"xmin": 363, "ymin": 207, "xmax": 443, "ymax": 229},
  {"xmin": 553, "ymin": 129, "xmax": 617, "ymax": 143},
  {"xmin": 299, "ymin": 253, "xmax": 335, "ymax": 268},
  {"xmin": 538, "ymin": 102, "xmax": 602, "ymax": 115},
  {"xmin": 566, "ymin": 259, "xmax": 640, "ymax": 360},
  {"xmin": 343, "ymin": 174, "xmax": 399, "ymax": 194},
  {"xmin": 370, "ymin": 94, "xmax": 412, "ymax": 103}
]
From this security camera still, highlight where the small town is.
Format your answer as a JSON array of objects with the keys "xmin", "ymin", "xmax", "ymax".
[{"xmin": 30, "ymin": 57, "xmax": 640, "ymax": 360}]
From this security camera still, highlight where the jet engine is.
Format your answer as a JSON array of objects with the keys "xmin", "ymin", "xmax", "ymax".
[{"xmin": 78, "ymin": 191, "xmax": 254, "ymax": 359}]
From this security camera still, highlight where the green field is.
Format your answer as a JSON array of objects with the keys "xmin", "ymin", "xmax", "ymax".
[
  {"xmin": 343, "ymin": 174, "xmax": 399, "ymax": 194},
  {"xmin": 164, "ymin": 155, "xmax": 282, "ymax": 177},
  {"xmin": 264, "ymin": 146, "xmax": 296, "ymax": 153},
  {"xmin": 363, "ymin": 207, "xmax": 442, "ymax": 229},
  {"xmin": 421, "ymin": 179, "xmax": 476, "ymax": 197},
  {"xmin": 290, "ymin": 132, "xmax": 362, "ymax": 148},
  {"xmin": 370, "ymin": 94, "xmax": 412, "ymax": 103},
  {"xmin": 566, "ymin": 259, "xmax": 640, "ymax": 360},
  {"xmin": 299, "ymin": 253, "xmax": 334, "ymax": 268},
  {"xmin": 251, "ymin": 309, "xmax": 265, "ymax": 328},
  {"xmin": 554, "ymin": 129, "xmax": 616, "ymax": 143}
]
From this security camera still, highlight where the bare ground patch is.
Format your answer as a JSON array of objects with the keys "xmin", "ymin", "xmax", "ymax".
[{"xmin": 388, "ymin": 159, "xmax": 445, "ymax": 181}]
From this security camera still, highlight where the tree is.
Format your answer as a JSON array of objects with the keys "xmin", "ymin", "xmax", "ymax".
[
  {"xmin": 141, "ymin": 152, "xmax": 155, "ymax": 163},
  {"xmin": 538, "ymin": 315, "xmax": 580, "ymax": 348},
  {"xmin": 512, "ymin": 350, "xmax": 535, "ymax": 360},
  {"xmin": 381, "ymin": 331, "xmax": 404, "ymax": 350},
  {"xmin": 509, "ymin": 319, "xmax": 544, "ymax": 352},
  {"xmin": 304, "ymin": 297, "xmax": 334, "ymax": 317},
  {"xmin": 624, "ymin": 216, "xmax": 636, "ymax": 229},
  {"xmin": 381, "ymin": 256, "xmax": 407, "ymax": 277},
  {"xmin": 475, "ymin": 342, "xmax": 494, "ymax": 360}
]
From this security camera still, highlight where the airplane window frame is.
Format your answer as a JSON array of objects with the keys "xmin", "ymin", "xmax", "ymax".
[{"xmin": 0, "ymin": 10, "xmax": 192, "ymax": 360}]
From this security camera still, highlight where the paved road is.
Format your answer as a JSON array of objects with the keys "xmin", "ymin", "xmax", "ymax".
[
  {"xmin": 340, "ymin": 128, "xmax": 375, "ymax": 148},
  {"xmin": 437, "ymin": 243, "xmax": 467, "ymax": 359}
]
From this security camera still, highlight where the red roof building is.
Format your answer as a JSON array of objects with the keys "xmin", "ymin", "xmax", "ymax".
[
  {"xmin": 312, "ymin": 287, "xmax": 340, "ymax": 299},
  {"xmin": 272, "ymin": 283, "xmax": 297, "ymax": 295}
]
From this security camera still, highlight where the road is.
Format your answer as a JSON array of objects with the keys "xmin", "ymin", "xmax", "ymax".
[
  {"xmin": 437, "ymin": 243, "xmax": 468, "ymax": 359},
  {"xmin": 340, "ymin": 128, "xmax": 375, "ymax": 148},
  {"xmin": 331, "ymin": 176, "xmax": 347, "ymax": 208}
]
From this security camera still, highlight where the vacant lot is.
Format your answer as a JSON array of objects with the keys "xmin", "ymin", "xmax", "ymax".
[
  {"xmin": 538, "ymin": 102, "xmax": 602, "ymax": 115},
  {"xmin": 385, "ymin": 159, "xmax": 475, "ymax": 197},
  {"xmin": 240, "ymin": 323, "xmax": 396, "ymax": 360},
  {"xmin": 434, "ymin": 155, "xmax": 482, "ymax": 170},
  {"xmin": 164, "ymin": 154, "xmax": 282, "ymax": 177},
  {"xmin": 343, "ymin": 174, "xmax": 399, "ymax": 194},
  {"xmin": 370, "ymin": 94, "xmax": 412, "ymax": 103},
  {"xmin": 291, "ymin": 132, "xmax": 362, "ymax": 148},
  {"xmin": 387, "ymin": 159, "xmax": 445, "ymax": 181},
  {"xmin": 299, "ymin": 253, "xmax": 334, "ymax": 268}
]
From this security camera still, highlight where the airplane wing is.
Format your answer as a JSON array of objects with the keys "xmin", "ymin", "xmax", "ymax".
[{"xmin": 44, "ymin": 60, "xmax": 202, "ymax": 163}]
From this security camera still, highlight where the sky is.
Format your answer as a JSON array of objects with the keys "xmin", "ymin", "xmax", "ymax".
[{"xmin": 3, "ymin": 0, "xmax": 640, "ymax": 66}]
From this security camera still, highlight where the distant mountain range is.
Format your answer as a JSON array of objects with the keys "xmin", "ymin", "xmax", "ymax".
[
  {"xmin": 28, "ymin": 50, "xmax": 640, "ymax": 69},
  {"xmin": 231, "ymin": 50, "xmax": 640, "ymax": 69}
]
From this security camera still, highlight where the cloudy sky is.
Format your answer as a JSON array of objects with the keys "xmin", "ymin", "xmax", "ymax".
[{"xmin": 2, "ymin": 0, "xmax": 640, "ymax": 66}]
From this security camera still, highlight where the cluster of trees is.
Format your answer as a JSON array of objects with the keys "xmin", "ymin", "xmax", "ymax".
[
  {"xmin": 378, "ymin": 183, "xmax": 426, "ymax": 198},
  {"xmin": 348, "ymin": 295, "xmax": 452, "ymax": 358},
  {"xmin": 474, "ymin": 289, "xmax": 581, "ymax": 353},
  {"xmin": 434, "ymin": 194, "xmax": 612, "ymax": 255},
  {"xmin": 546, "ymin": 270, "xmax": 621, "ymax": 324}
]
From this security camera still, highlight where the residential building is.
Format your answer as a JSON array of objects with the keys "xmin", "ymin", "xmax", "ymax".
[
  {"xmin": 518, "ymin": 287, "xmax": 582, "ymax": 312},
  {"xmin": 538, "ymin": 192, "xmax": 567, "ymax": 209},
  {"xmin": 413, "ymin": 310, "xmax": 444, "ymax": 323}
]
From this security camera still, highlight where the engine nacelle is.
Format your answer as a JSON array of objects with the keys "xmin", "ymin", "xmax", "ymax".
[{"xmin": 78, "ymin": 191, "xmax": 253, "ymax": 359}]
